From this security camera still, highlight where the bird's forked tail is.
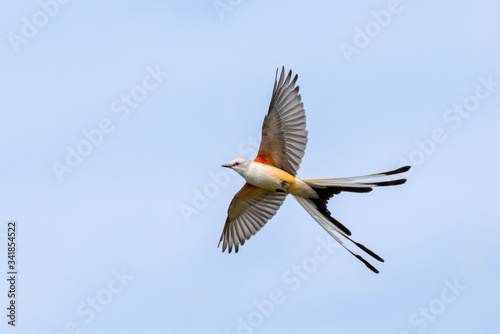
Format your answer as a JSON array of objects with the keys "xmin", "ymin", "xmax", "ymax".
[{"xmin": 293, "ymin": 166, "xmax": 410, "ymax": 273}]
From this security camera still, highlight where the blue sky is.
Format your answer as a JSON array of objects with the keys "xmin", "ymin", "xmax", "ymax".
[{"xmin": 1, "ymin": 0, "xmax": 500, "ymax": 333}]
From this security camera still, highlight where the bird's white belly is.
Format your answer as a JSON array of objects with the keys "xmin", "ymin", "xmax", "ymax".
[{"xmin": 243, "ymin": 163, "xmax": 283, "ymax": 191}]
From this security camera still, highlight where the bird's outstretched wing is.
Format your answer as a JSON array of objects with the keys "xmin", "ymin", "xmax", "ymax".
[
  {"xmin": 218, "ymin": 183, "xmax": 286, "ymax": 253},
  {"xmin": 255, "ymin": 67, "xmax": 308, "ymax": 176}
]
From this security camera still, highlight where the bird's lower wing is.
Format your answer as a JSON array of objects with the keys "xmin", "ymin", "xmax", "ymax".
[{"xmin": 219, "ymin": 183, "xmax": 287, "ymax": 253}]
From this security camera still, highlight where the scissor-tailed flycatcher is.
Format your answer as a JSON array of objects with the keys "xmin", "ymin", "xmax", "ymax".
[{"xmin": 219, "ymin": 67, "xmax": 410, "ymax": 273}]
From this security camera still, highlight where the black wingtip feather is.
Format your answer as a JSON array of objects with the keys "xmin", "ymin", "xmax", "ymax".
[
  {"xmin": 371, "ymin": 179, "xmax": 407, "ymax": 187},
  {"xmin": 329, "ymin": 215, "xmax": 352, "ymax": 236},
  {"xmin": 355, "ymin": 255, "xmax": 379, "ymax": 274},
  {"xmin": 342, "ymin": 187, "xmax": 373, "ymax": 193},
  {"xmin": 355, "ymin": 242, "xmax": 384, "ymax": 262},
  {"xmin": 400, "ymin": 165, "xmax": 411, "ymax": 172},
  {"xmin": 386, "ymin": 166, "xmax": 411, "ymax": 175}
]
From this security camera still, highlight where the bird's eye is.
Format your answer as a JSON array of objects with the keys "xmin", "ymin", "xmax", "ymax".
[{"xmin": 233, "ymin": 162, "xmax": 239, "ymax": 166}]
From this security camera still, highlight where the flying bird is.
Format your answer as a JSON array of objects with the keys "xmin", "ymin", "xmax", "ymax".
[{"xmin": 219, "ymin": 67, "xmax": 410, "ymax": 273}]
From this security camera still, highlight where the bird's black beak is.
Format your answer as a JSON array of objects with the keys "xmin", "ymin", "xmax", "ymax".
[{"xmin": 221, "ymin": 163, "xmax": 231, "ymax": 168}]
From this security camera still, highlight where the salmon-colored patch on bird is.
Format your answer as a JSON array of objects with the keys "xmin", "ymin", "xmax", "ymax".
[{"xmin": 254, "ymin": 156, "xmax": 270, "ymax": 165}]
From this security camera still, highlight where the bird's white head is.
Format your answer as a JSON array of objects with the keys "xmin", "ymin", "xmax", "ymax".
[{"xmin": 221, "ymin": 157, "xmax": 252, "ymax": 176}]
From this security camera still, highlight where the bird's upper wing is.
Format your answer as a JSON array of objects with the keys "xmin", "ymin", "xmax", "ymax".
[
  {"xmin": 218, "ymin": 183, "xmax": 287, "ymax": 253},
  {"xmin": 255, "ymin": 67, "xmax": 308, "ymax": 176}
]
